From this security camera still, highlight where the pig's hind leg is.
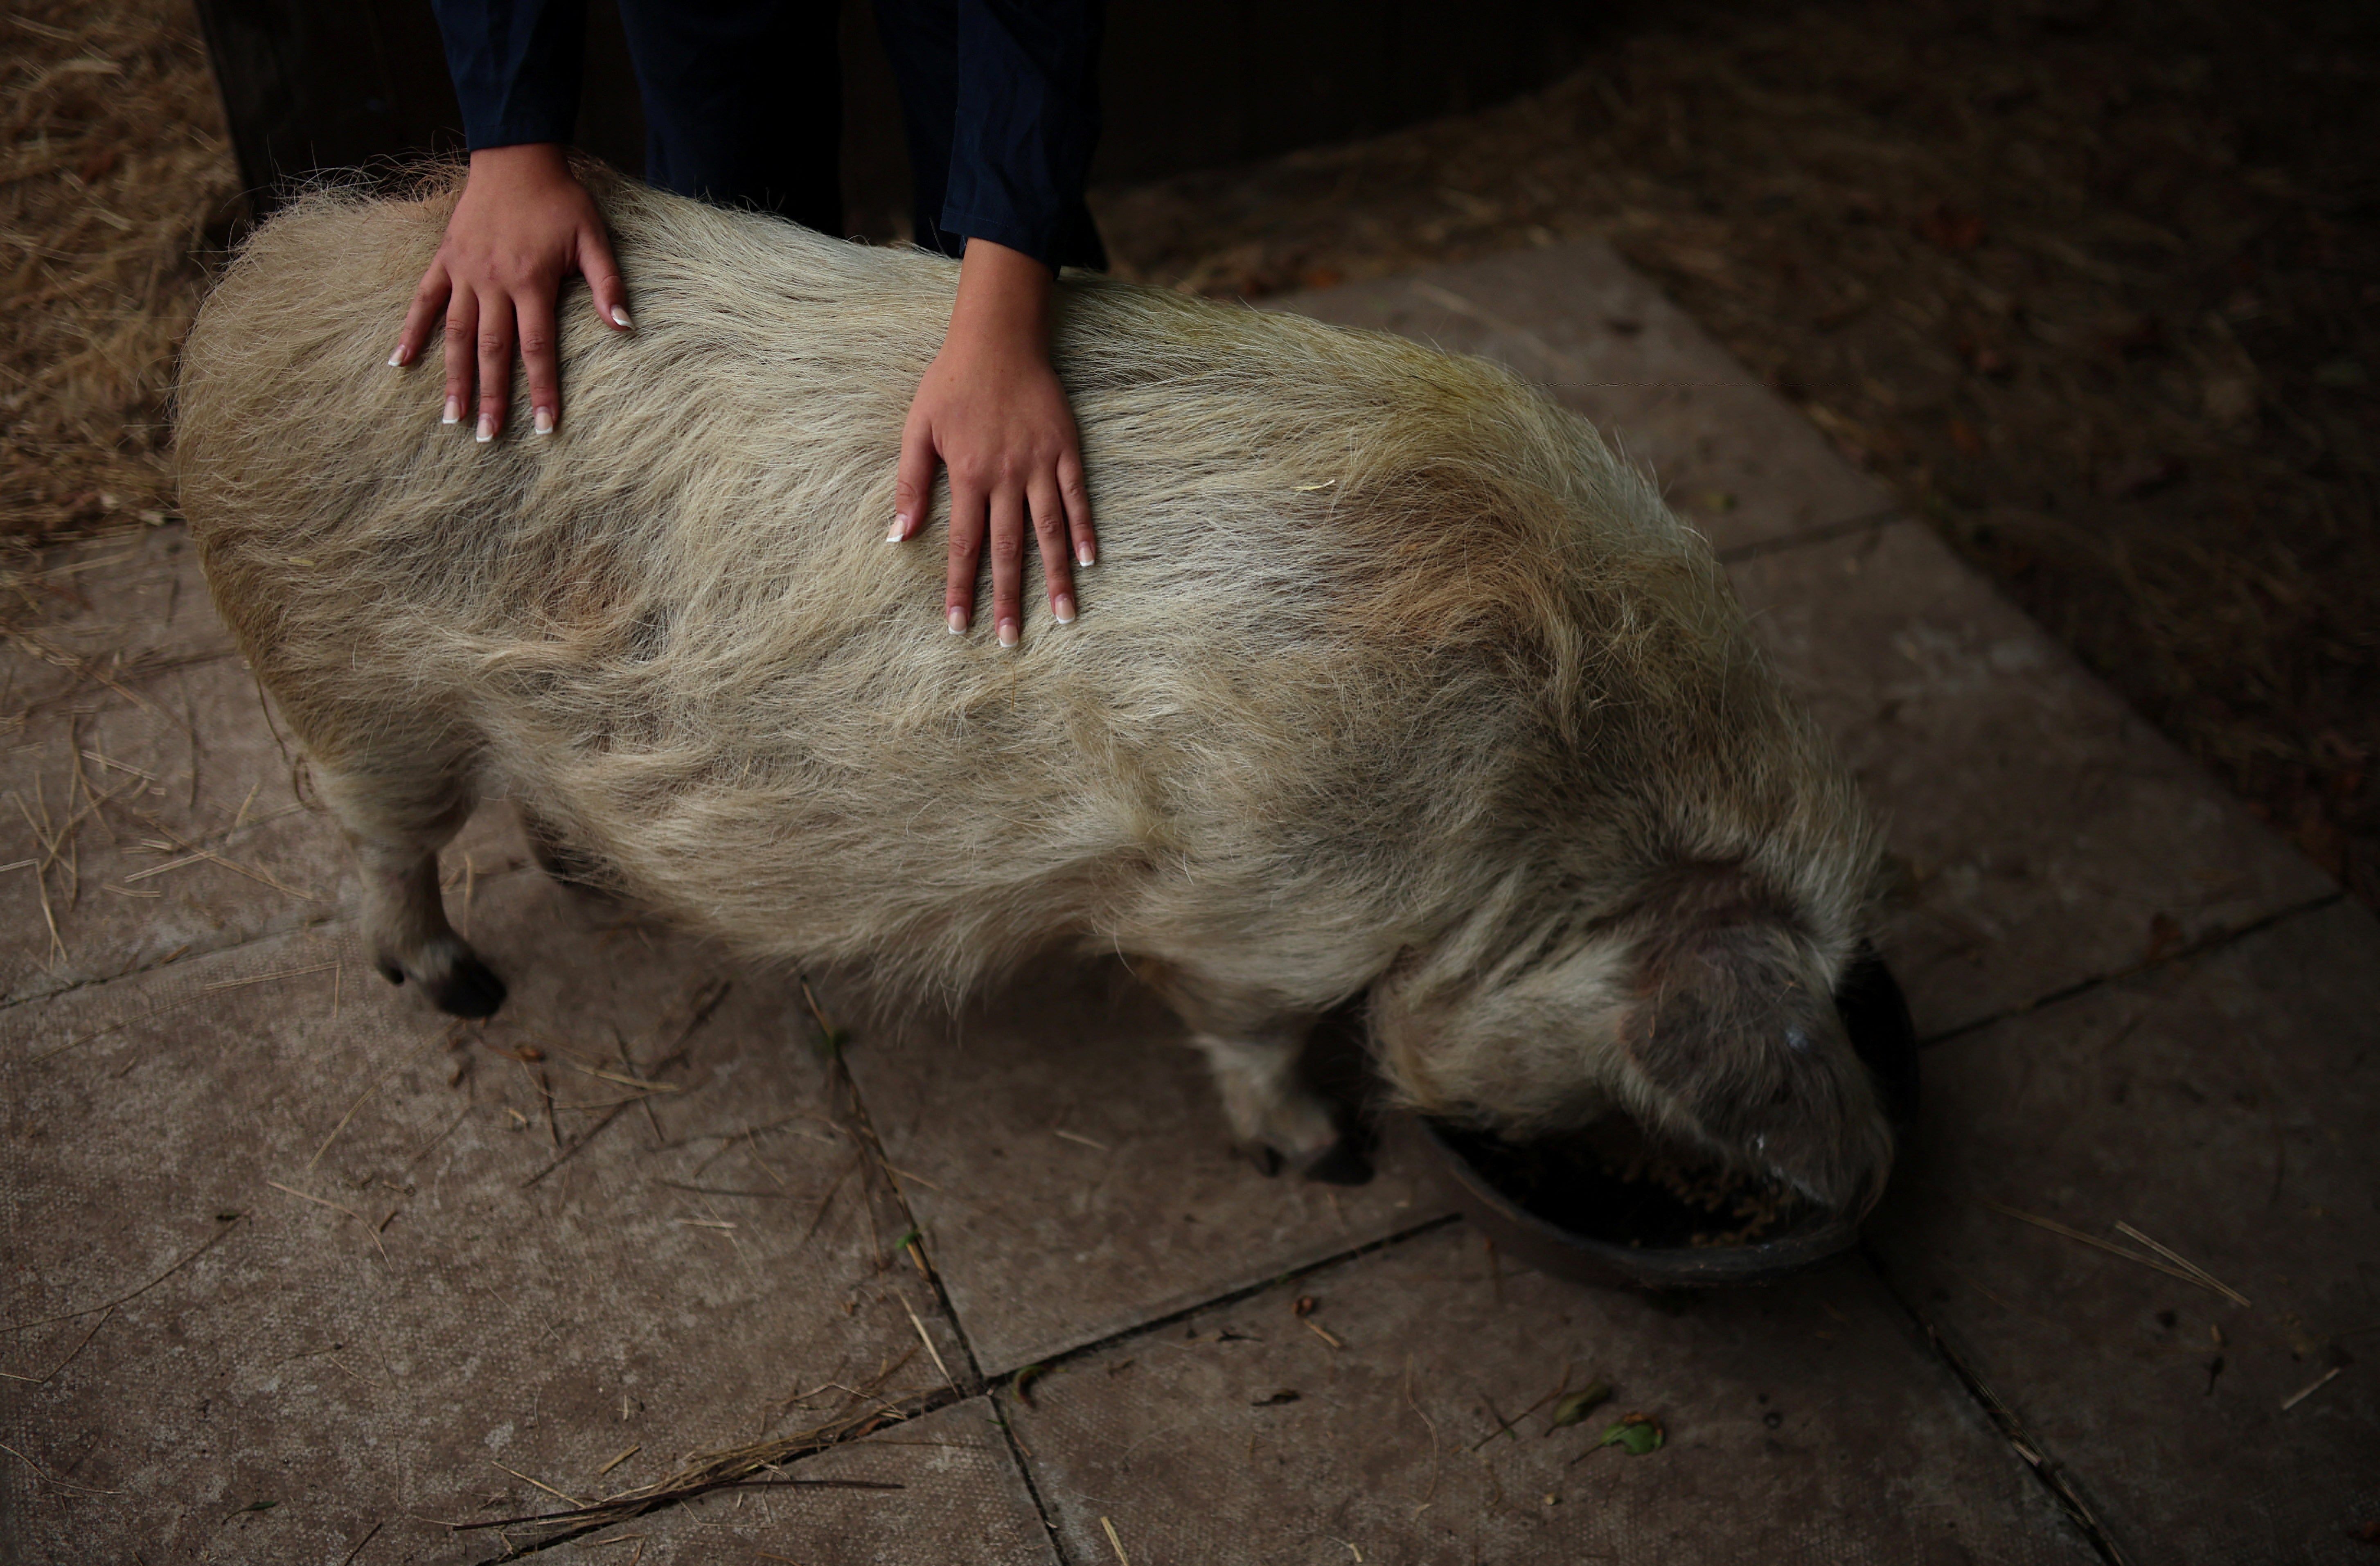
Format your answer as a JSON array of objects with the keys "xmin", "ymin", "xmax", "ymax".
[{"xmin": 314, "ymin": 757, "xmax": 507, "ymax": 1018}]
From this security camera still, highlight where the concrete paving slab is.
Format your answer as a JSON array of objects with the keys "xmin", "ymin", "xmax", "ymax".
[
  {"xmin": 0, "ymin": 870, "xmax": 957, "ymax": 1565},
  {"xmin": 1728, "ymin": 521, "xmax": 2334, "ymax": 1038},
  {"xmin": 2, "ymin": 525, "xmax": 233, "ymax": 719},
  {"xmin": 839, "ymin": 963, "xmax": 1450, "ymax": 1374},
  {"xmin": 1276, "ymin": 239, "xmax": 1896, "ymax": 553},
  {"xmin": 1004, "ymin": 1221, "xmax": 2092, "ymax": 1566},
  {"xmin": 0, "ymin": 230, "xmax": 2360, "ymax": 1566},
  {"xmin": 1866, "ymin": 900, "xmax": 2380, "ymax": 1565},
  {"xmin": 0, "ymin": 649, "xmax": 350, "ymax": 1006},
  {"xmin": 578, "ymin": 1397, "xmax": 1057, "ymax": 1566}
]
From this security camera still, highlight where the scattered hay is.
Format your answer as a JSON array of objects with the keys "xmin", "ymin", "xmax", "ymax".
[
  {"xmin": 1981, "ymin": 1200, "xmax": 2251, "ymax": 1307},
  {"xmin": 2, "ymin": 0, "xmax": 239, "ymax": 540},
  {"xmin": 451, "ymin": 1378, "xmax": 916, "ymax": 1556}
]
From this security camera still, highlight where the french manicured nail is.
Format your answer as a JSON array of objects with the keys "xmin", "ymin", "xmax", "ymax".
[
  {"xmin": 611, "ymin": 306, "xmax": 633, "ymax": 329},
  {"xmin": 887, "ymin": 512, "xmax": 908, "ymax": 543},
  {"xmin": 533, "ymin": 407, "xmax": 554, "ymax": 435},
  {"xmin": 1076, "ymin": 543, "xmax": 1096, "ymax": 568},
  {"xmin": 1053, "ymin": 594, "xmax": 1076, "ymax": 624},
  {"xmin": 947, "ymin": 607, "xmax": 967, "ymax": 634},
  {"xmin": 997, "ymin": 619, "xmax": 1019, "ymax": 649},
  {"xmin": 442, "ymin": 396, "xmax": 461, "ymax": 425},
  {"xmin": 387, "ymin": 345, "xmax": 409, "ymax": 367},
  {"xmin": 476, "ymin": 412, "xmax": 494, "ymax": 443}
]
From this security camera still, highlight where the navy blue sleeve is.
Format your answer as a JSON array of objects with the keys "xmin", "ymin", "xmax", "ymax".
[
  {"xmin": 429, "ymin": 0, "xmax": 590, "ymax": 151},
  {"xmin": 941, "ymin": 0, "xmax": 1104, "ymax": 268}
]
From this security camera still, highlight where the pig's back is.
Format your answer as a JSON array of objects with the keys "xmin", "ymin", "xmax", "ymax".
[{"xmin": 178, "ymin": 171, "xmax": 1729, "ymax": 989}]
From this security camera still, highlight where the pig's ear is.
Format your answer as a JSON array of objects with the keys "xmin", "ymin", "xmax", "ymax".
[{"xmin": 1619, "ymin": 920, "xmax": 1890, "ymax": 1211}]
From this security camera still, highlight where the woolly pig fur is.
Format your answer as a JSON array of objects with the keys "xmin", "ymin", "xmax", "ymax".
[{"xmin": 176, "ymin": 169, "xmax": 1893, "ymax": 1203}]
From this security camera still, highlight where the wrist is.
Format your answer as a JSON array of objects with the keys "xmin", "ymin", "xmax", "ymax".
[
  {"xmin": 467, "ymin": 142, "xmax": 574, "ymax": 189},
  {"xmin": 949, "ymin": 238, "xmax": 1053, "ymax": 354}
]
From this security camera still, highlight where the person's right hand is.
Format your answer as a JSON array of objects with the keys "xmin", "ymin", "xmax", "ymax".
[{"xmin": 390, "ymin": 142, "xmax": 632, "ymax": 440}]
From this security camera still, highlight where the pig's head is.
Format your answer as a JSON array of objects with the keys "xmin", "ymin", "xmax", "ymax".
[{"xmin": 1370, "ymin": 858, "xmax": 1896, "ymax": 1213}]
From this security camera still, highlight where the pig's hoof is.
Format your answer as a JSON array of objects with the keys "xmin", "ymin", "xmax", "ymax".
[
  {"xmin": 1216, "ymin": 1080, "xmax": 1340, "ymax": 1168},
  {"xmin": 1303, "ymin": 1137, "xmax": 1375, "ymax": 1186},
  {"xmin": 425, "ymin": 955, "xmax": 507, "ymax": 1018},
  {"xmin": 381, "ymin": 939, "xmax": 509, "ymax": 1017}
]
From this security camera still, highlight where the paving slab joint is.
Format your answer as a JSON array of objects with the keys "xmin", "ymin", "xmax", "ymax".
[
  {"xmin": 1712, "ymin": 503, "xmax": 1904, "ymax": 564},
  {"xmin": 1914, "ymin": 890, "xmax": 2344, "ymax": 1052},
  {"xmin": 0, "ymin": 904, "xmax": 349, "ymax": 1018},
  {"xmin": 822, "ymin": 1048, "xmax": 989, "ymax": 1387},
  {"xmin": 1860, "ymin": 1239, "xmax": 2141, "ymax": 1566},
  {"xmin": 811, "ymin": 1040, "xmax": 1091, "ymax": 1559},
  {"xmin": 3, "ymin": 640, "xmax": 246, "ymax": 728},
  {"xmin": 980, "ymin": 1212, "xmax": 1464, "ymax": 1386},
  {"xmin": 442, "ymin": 1005, "xmax": 1014, "ymax": 1562},
  {"xmin": 987, "ymin": 1386, "xmax": 1074, "ymax": 1564}
]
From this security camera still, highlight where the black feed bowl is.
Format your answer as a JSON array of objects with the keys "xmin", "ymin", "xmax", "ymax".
[{"xmin": 1413, "ymin": 946, "xmax": 1919, "ymax": 1290}]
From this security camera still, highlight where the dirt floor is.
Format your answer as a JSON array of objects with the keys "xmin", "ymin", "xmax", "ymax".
[{"xmin": 5, "ymin": 0, "xmax": 2374, "ymax": 901}]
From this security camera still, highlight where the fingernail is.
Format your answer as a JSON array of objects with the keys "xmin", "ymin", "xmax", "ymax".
[
  {"xmin": 1053, "ymin": 594, "xmax": 1076, "ymax": 624},
  {"xmin": 387, "ymin": 345, "xmax": 409, "ymax": 368},
  {"xmin": 533, "ymin": 407, "xmax": 554, "ymax": 435},
  {"xmin": 998, "ymin": 619, "xmax": 1019, "ymax": 649},
  {"xmin": 1077, "ymin": 543, "xmax": 1096, "ymax": 568},
  {"xmin": 611, "ymin": 306, "xmax": 633, "ymax": 329},
  {"xmin": 442, "ymin": 397, "xmax": 460, "ymax": 426},
  {"xmin": 947, "ymin": 607, "xmax": 967, "ymax": 635},
  {"xmin": 887, "ymin": 512, "xmax": 908, "ymax": 543},
  {"xmin": 476, "ymin": 412, "xmax": 494, "ymax": 443}
]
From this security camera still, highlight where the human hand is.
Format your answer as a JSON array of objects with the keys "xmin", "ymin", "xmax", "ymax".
[
  {"xmin": 891, "ymin": 238, "xmax": 1095, "ymax": 646},
  {"xmin": 389, "ymin": 143, "xmax": 631, "ymax": 439}
]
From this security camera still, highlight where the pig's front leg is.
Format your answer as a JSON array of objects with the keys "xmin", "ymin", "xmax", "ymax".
[
  {"xmin": 1187, "ymin": 1029, "xmax": 1340, "ymax": 1176},
  {"xmin": 1138, "ymin": 961, "xmax": 1346, "ymax": 1176}
]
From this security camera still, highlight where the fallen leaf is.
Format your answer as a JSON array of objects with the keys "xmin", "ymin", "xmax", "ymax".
[
  {"xmin": 1548, "ymin": 1381, "xmax": 1613, "ymax": 1430},
  {"xmin": 1599, "ymin": 1413, "xmax": 1665, "ymax": 1455}
]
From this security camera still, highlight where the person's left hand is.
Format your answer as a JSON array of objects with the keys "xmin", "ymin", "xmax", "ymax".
[{"xmin": 891, "ymin": 239, "xmax": 1095, "ymax": 647}]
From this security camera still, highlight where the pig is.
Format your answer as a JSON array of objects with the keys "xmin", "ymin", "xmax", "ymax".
[{"xmin": 175, "ymin": 168, "xmax": 1893, "ymax": 1206}]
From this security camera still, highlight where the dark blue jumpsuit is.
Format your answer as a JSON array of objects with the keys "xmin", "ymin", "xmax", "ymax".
[{"xmin": 428, "ymin": 0, "xmax": 1106, "ymax": 270}]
